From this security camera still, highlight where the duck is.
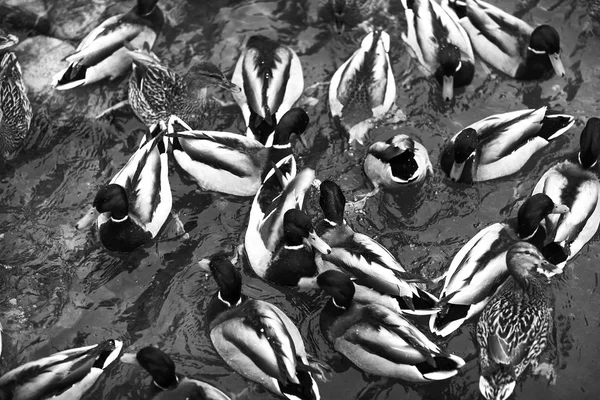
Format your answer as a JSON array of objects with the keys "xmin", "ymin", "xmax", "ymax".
[
  {"xmin": 231, "ymin": 35, "xmax": 304, "ymax": 146},
  {"xmin": 439, "ymin": 107, "xmax": 575, "ymax": 183},
  {"xmin": 532, "ymin": 117, "xmax": 600, "ymax": 272},
  {"xmin": 317, "ymin": 270, "xmax": 465, "ymax": 381},
  {"xmin": 477, "ymin": 242, "xmax": 560, "ymax": 400},
  {"xmin": 120, "ymin": 346, "xmax": 231, "ymax": 400},
  {"xmin": 444, "ymin": 0, "xmax": 565, "ymax": 80},
  {"xmin": 199, "ymin": 255, "xmax": 327, "ymax": 400},
  {"xmin": 167, "ymin": 107, "xmax": 309, "ymax": 197},
  {"xmin": 244, "ymin": 165, "xmax": 332, "ymax": 286},
  {"xmin": 429, "ymin": 193, "xmax": 569, "ymax": 337},
  {"xmin": 401, "ymin": 0, "xmax": 475, "ymax": 101},
  {"xmin": 329, "ymin": 29, "xmax": 396, "ymax": 146},
  {"xmin": 318, "ymin": 0, "xmax": 391, "ymax": 34},
  {"xmin": 75, "ymin": 129, "xmax": 172, "ymax": 252},
  {"xmin": 0, "ymin": 29, "xmax": 32, "ymax": 170},
  {"xmin": 305, "ymin": 180, "xmax": 438, "ymax": 315},
  {"xmin": 52, "ymin": 0, "xmax": 164, "ymax": 90},
  {"xmin": 0, "ymin": 339, "xmax": 122, "ymax": 400}
]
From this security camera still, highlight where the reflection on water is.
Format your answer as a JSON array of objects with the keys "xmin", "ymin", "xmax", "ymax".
[{"xmin": 1, "ymin": 0, "xmax": 600, "ymax": 399}]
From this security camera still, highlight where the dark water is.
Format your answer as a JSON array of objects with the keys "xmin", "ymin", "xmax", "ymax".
[{"xmin": 1, "ymin": 0, "xmax": 600, "ymax": 399}]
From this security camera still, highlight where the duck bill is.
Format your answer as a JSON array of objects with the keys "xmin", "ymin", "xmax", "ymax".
[
  {"xmin": 296, "ymin": 134, "xmax": 309, "ymax": 149},
  {"xmin": 75, "ymin": 207, "xmax": 99, "ymax": 230},
  {"xmin": 442, "ymin": 75, "xmax": 454, "ymax": 101},
  {"xmin": 449, "ymin": 161, "xmax": 466, "ymax": 181},
  {"xmin": 120, "ymin": 352, "xmax": 141, "ymax": 366},
  {"xmin": 548, "ymin": 53, "xmax": 565, "ymax": 77},
  {"xmin": 537, "ymin": 259, "xmax": 562, "ymax": 277},
  {"xmin": 551, "ymin": 204, "xmax": 570, "ymax": 214},
  {"xmin": 297, "ymin": 276, "xmax": 319, "ymax": 290},
  {"xmin": 0, "ymin": 34, "xmax": 18, "ymax": 50},
  {"xmin": 303, "ymin": 231, "xmax": 332, "ymax": 255},
  {"xmin": 219, "ymin": 79, "xmax": 241, "ymax": 93}
]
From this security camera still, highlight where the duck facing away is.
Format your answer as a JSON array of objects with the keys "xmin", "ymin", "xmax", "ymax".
[
  {"xmin": 477, "ymin": 242, "xmax": 559, "ymax": 400},
  {"xmin": 329, "ymin": 29, "xmax": 396, "ymax": 145},
  {"xmin": 445, "ymin": 0, "xmax": 565, "ymax": 80},
  {"xmin": 318, "ymin": 270, "xmax": 465, "ymax": 381},
  {"xmin": 440, "ymin": 107, "xmax": 574, "ymax": 183},
  {"xmin": 0, "ymin": 29, "xmax": 32, "ymax": 169},
  {"xmin": 199, "ymin": 255, "xmax": 327, "ymax": 400},
  {"xmin": 0, "ymin": 339, "xmax": 122, "ymax": 400},
  {"xmin": 532, "ymin": 117, "xmax": 600, "ymax": 271},
  {"xmin": 53, "ymin": 0, "xmax": 164, "ymax": 90},
  {"xmin": 318, "ymin": 0, "xmax": 391, "ymax": 34},
  {"xmin": 120, "ymin": 346, "xmax": 231, "ymax": 400},
  {"xmin": 430, "ymin": 193, "xmax": 569, "ymax": 337},
  {"xmin": 401, "ymin": 0, "xmax": 475, "ymax": 100},
  {"xmin": 168, "ymin": 107, "xmax": 308, "ymax": 197},
  {"xmin": 231, "ymin": 35, "xmax": 304, "ymax": 146}
]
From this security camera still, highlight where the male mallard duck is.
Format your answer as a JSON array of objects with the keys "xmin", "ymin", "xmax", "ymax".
[
  {"xmin": 231, "ymin": 35, "xmax": 304, "ymax": 146},
  {"xmin": 401, "ymin": 0, "xmax": 475, "ymax": 101},
  {"xmin": 532, "ymin": 117, "xmax": 600, "ymax": 271},
  {"xmin": 75, "ymin": 130, "xmax": 171, "ymax": 252},
  {"xmin": 318, "ymin": 270, "xmax": 465, "ymax": 381},
  {"xmin": 477, "ymin": 242, "xmax": 560, "ymax": 400},
  {"xmin": 199, "ymin": 255, "xmax": 327, "ymax": 400},
  {"xmin": 440, "ymin": 107, "xmax": 574, "ymax": 183},
  {"xmin": 307, "ymin": 180, "xmax": 438, "ymax": 315},
  {"xmin": 0, "ymin": 30, "xmax": 32, "ymax": 169},
  {"xmin": 121, "ymin": 346, "xmax": 231, "ymax": 400},
  {"xmin": 318, "ymin": 0, "xmax": 391, "ymax": 34},
  {"xmin": 329, "ymin": 29, "xmax": 396, "ymax": 145},
  {"xmin": 0, "ymin": 339, "xmax": 122, "ymax": 400},
  {"xmin": 245, "ymin": 165, "xmax": 332, "ymax": 286},
  {"xmin": 445, "ymin": 0, "xmax": 565, "ymax": 80},
  {"xmin": 168, "ymin": 108, "xmax": 308, "ymax": 197},
  {"xmin": 53, "ymin": 0, "xmax": 164, "ymax": 90},
  {"xmin": 430, "ymin": 193, "xmax": 569, "ymax": 337}
]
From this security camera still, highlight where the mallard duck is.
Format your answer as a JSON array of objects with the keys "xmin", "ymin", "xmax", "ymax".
[
  {"xmin": 0, "ymin": 339, "xmax": 122, "ymax": 399},
  {"xmin": 445, "ymin": 0, "xmax": 565, "ymax": 80},
  {"xmin": 0, "ymin": 30, "xmax": 32, "ymax": 169},
  {"xmin": 440, "ymin": 107, "xmax": 575, "ymax": 183},
  {"xmin": 245, "ymin": 165, "xmax": 332, "ymax": 286},
  {"xmin": 199, "ymin": 255, "xmax": 327, "ymax": 400},
  {"xmin": 75, "ymin": 130, "xmax": 171, "ymax": 252},
  {"xmin": 430, "ymin": 193, "xmax": 569, "ymax": 337},
  {"xmin": 318, "ymin": 0, "xmax": 391, "ymax": 34},
  {"xmin": 121, "ymin": 346, "xmax": 231, "ymax": 400},
  {"xmin": 477, "ymin": 242, "xmax": 559, "ymax": 400},
  {"xmin": 306, "ymin": 180, "xmax": 438, "ymax": 315},
  {"xmin": 318, "ymin": 270, "xmax": 465, "ymax": 381},
  {"xmin": 532, "ymin": 117, "xmax": 600, "ymax": 272},
  {"xmin": 231, "ymin": 35, "xmax": 304, "ymax": 146},
  {"xmin": 329, "ymin": 29, "xmax": 396, "ymax": 146},
  {"xmin": 52, "ymin": 0, "xmax": 164, "ymax": 90},
  {"xmin": 167, "ymin": 108, "xmax": 309, "ymax": 197},
  {"xmin": 401, "ymin": 0, "xmax": 475, "ymax": 101}
]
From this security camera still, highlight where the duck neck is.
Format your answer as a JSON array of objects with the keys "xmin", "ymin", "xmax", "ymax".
[
  {"xmin": 137, "ymin": 0, "xmax": 158, "ymax": 17},
  {"xmin": 152, "ymin": 374, "xmax": 178, "ymax": 391},
  {"xmin": 218, "ymin": 290, "xmax": 242, "ymax": 308}
]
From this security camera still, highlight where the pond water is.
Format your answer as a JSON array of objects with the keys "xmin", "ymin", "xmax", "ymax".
[{"xmin": 1, "ymin": 0, "xmax": 600, "ymax": 399}]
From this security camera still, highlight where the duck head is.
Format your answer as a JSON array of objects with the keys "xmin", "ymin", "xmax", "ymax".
[
  {"xmin": 318, "ymin": 270, "xmax": 355, "ymax": 309},
  {"xmin": 506, "ymin": 242, "xmax": 561, "ymax": 285},
  {"xmin": 121, "ymin": 346, "xmax": 179, "ymax": 391},
  {"xmin": 450, "ymin": 128, "xmax": 477, "ymax": 181},
  {"xmin": 272, "ymin": 108, "xmax": 310, "ymax": 149},
  {"xmin": 579, "ymin": 117, "xmax": 600, "ymax": 169},
  {"xmin": 517, "ymin": 193, "xmax": 569, "ymax": 240},
  {"xmin": 0, "ymin": 29, "xmax": 18, "ymax": 51},
  {"xmin": 386, "ymin": 135, "xmax": 419, "ymax": 182},
  {"xmin": 437, "ymin": 44, "xmax": 461, "ymax": 101},
  {"xmin": 184, "ymin": 61, "xmax": 241, "ymax": 95},
  {"xmin": 283, "ymin": 209, "xmax": 332, "ymax": 254},
  {"xmin": 529, "ymin": 25, "xmax": 565, "ymax": 77},
  {"xmin": 198, "ymin": 255, "xmax": 243, "ymax": 307},
  {"xmin": 93, "ymin": 184, "xmax": 129, "ymax": 221},
  {"xmin": 319, "ymin": 180, "xmax": 346, "ymax": 226}
]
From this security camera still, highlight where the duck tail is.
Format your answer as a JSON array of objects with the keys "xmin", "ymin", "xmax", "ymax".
[
  {"xmin": 304, "ymin": 354, "xmax": 333, "ymax": 382},
  {"xmin": 52, "ymin": 62, "xmax": 89, "ymax": 90},
  {"xmin": 538, "ymin": 113, "xmax": 575, "ymax": 140},
  {"xmin": 445, "ymin": 0, "xmax": 467, "ymax": 19},
  {"xmin": 429, "ymin": 302, "xmax": 470, "ymax": 337},
  {"xmin": 278, "ymin": 358, "xmax": 322, "ymax": 400},
  {"xmin": 399, "ymin": 287, "xmax": 440, "ymax": 315}
]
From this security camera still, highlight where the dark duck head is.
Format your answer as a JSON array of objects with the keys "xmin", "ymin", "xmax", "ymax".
[
  {"xmin": 528, "ymin": 25, "xmax": 565, "ymax": 78},
  {"xmin": 579, "ymin": 117, "xmax": 600, "ymax": 169},
  {"xmin": 437, "ymin": 44, "xmax": 461, "ymax": 101},
  {"xmin": 449, "ymin": 127, "xmax": 477, "ymax": 180},
  {"xmin": 125, "ymin": 346, "xmax": 179, "ymax": 391},
  {"xmin": 517, "ymin": 193, "xmax": 569, "ymax": 242},
  {"xmin": 319, "ymin": 180, "xmax": 346, "ymax": 227},
  {"xmin": 93, "ymin": 184, "xmax": 129, "ymax": 221},
  {"xmin": 283, "ymin": 209, "xmax": 332, "ymax": 254}
]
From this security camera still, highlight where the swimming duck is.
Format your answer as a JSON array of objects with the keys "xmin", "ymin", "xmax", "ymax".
[
  {"xmin": 445, "ymin": 0, "xmax": 565, "ymax": 80},
  {"xmin": 168, "ymin": 108, "xmax": 308, "ymax": 197},
  {"xmin": 0, "ymin": 339, "xmax": 122, "ymax": 400},
  {"xmin": 52, "ymin": 0, "xmax": 164, "ymax": 90},
  {"xmin": 307, "ymin": 180, "xmax": 438, "ymax": 315},
  {"xmin": 401, "ymin": 0, "xmax": 475, "ymax": 100},
  {"xmin": 121, "ymin": 346, "xmax": 231, "ymax": 400},
  {"xmin": 231, "ymin": 35, "xmax": 304, "ymax": 146},
  {"xmin": 0, "ymin": 30, "xmax": 32, "ymax": 170},
  {"xmin": 532, "ymin": 117, "xmax": 600, "ymax": 272},
  {"xmin": 75, "ymin": 130, "xmax": 171, "ymax": 252},
  {"xmin": 329, "ymin": 29, "xmax": 396, "ymax": 145},
  {"xmin": 318, "ymin": 0, "xmax": 391, "ymax": 34},
  {"xmin": 430, "ymin": 193, "xmax": 569, "ymax": 337},
  {"xmin": 199, "ymin": 255, "xmax": 327, "ymax": 400},
  {"xmin": 477, "ymin": 242, "xmax": 559, "ymax": 400},
  {"xmin": 245, "ymin": 165, "xmax": 332, "ymax": 286},
  {"xmin": 440, "ymin": 107, "xmax": 575, "ymax": 183},
  {"xmin": 318, "ymin": 270, "xmax": 465, "ymax": 381}
]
